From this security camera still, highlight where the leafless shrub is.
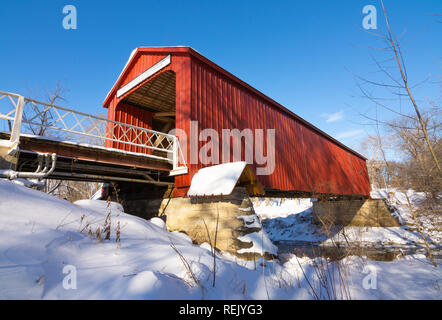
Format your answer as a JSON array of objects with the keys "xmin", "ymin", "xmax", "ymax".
[
  {"xmin": 292, "ymin": 198, "xmax": 354, "ymax": 300},
  {"xmin": 399, "ymin": 192, "xmax": 437, "ymax": 267},
  {"xmin": 169, "ymin": 241, "xmax": 201, "ymax": 289},
  {"xmin": 200, "ymin": 206, "xmax": 220, "ymax": 288},
  {"xmin": 116, "ymin": 217, "xmax": 121, "ymax": 245},
  {"xmin": 46, "ymin": 180, "xmax": 101, "ymax": 202},
  {"xmin": 78, "ymin": 197, "xmax": 122, "ymax": 245}
]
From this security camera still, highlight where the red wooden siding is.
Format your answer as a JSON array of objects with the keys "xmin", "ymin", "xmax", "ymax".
[
  {"xmin": 105, "ymin": 102, "xmax": 153, "ymax": 154},
  {"xmin": 104, "ymin": 47, "xmax": 371, "ymax": 197}
]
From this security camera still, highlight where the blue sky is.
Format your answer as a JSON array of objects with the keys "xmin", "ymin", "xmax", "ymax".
[{"xmin": 0, "ymin": 0, "xmax": 440, "ymax": 154}]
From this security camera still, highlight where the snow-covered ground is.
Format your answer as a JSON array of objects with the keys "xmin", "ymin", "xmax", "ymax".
[
  {"xmin": 0, "ymin": 180, "xmax": 440, "ymax": 299},
  {"xmin": 253, "ymin": 198, "xmax": 322, "ymax": 243},
  {"xmin": 371, "ymin": 188, "xmax": 442, "ymax": 245},
  {"xmin": 254, "ymin": 191, "xmax": 441, "ymax": 248}
]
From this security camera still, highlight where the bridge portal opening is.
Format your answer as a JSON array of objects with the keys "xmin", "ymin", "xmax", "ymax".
[
  {"xmin": 108, "ymin": 70, "xmax": 178, "ymax": 217},
  {"xmin": 119, "ymin": 70, "xmax": 176, "ymax": 137}
]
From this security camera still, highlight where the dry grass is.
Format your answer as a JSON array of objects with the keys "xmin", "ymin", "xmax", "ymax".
[{"xmin": 169, "ymin": 241, "xmax": 201, "ymax": 289}]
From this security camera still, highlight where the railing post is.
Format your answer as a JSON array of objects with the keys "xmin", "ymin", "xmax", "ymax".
[
  {"xmin": 172, "ymin": 136, "xmax": 179, "ymax": 170},
  {"xmin": 9, "ymin": 95, "xmax": 25, "ymax": 153},
  {"xmin": 169, "ymin": 136, "xmax": 188, "ymax": 176}
]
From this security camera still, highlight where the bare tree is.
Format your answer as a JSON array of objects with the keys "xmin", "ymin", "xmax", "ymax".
[
  {"xmin": 362, "ymin": 112, "xmax": 441, "ymax": 195},
  {"xmin": 355, "ymin": 1, "xmax": 440, "ymax": 266},
  {"xmin": 360, "ymin": 135, "xmax": 390, "ymax": 189},
  {"xmin": 379, "ymin": 1, "xmax": 441, "ymax": 175},
  {"xmin": 24, "ymin": 82, "xmax": 69, "ymax": 136},
  {"xmin": 356, "ymin": 0, "xmax": 441, "ymax": 176},
  {"xmin": 46, "ymin": 179, "xmax": 101, "ymax": 202},
  {"xmin": 388, "ymin": 110, "xmax": 441, "ymax": 199},
  {"xmin": 23, "ymin": 83, "xmax": 102, "ymax": 201}
]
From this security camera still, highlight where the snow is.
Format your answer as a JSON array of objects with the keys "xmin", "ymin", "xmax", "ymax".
[
  {"xmin": 0, "ymin": 180, "xmax": 440, "ymax": 300},
  {"xmin": 237, "ymin": 230, "xmax": 278, "ymax": 256},
  {"xmin": 238, "ymin": 214, "xmax": 262, "ymax": 229},
  {"xmin": 253, "ymin": 198, "xmax": 314, "ymax": 220},
  {"xmin": 4, "ymin": 177, "xmax": 45, "ymax": 189},
  {"xmin": 0, "ymin": 179, "xmax": 285, "ymax": 299},
  {"xmin": 0, "ymin": 139, "xmax": 13, "ymax": 148},
  {"xmin": 150, "ymin": 217, "xmax": 166, "ymax": 229},
  {"xmin": 199, "ymin": 242, "xmax": 213, "ymax": 252},
  {"xmin": 282, "ymin": 254, "xmax": 442, "ymax": 300},
  {"xmin": 254, "ymin": 193, "xmax": 441, "ymax": 248},
  {"xmin": 90, "ymin": 185, "xmax": 104, "ymax": 200},
  {"xmin": 322, "ymin": 226, "xmax": 433, "ymax": 247},
  {"xmin": 369, "ymin": 188, "xmax": 442, "ymax": 245},
  {"xmin": 254, "ymin": 198, "xmax": 322, "ymax": 243},
  {"xmin": 170, "ymin": 231, "xmax": 193, "ymax": 244},
  {"xmin": 187, "ymin": 162, "xmax": 247, "ymax": 197},
  {"xmin": 236, "ymin": 213, "xmax": 278, "ymax": 256}
]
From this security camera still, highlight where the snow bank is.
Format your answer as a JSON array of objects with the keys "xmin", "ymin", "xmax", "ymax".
[
  {"xmin": 282, "ymin": 254, "xmax": 442, "ymax": 300},
  {"xmin": 0, "ymin": 181, "xmax": 208, "ymax": 299},
  {"xmin": 235, "ymin": 214, "xmax": 278, "ymax": 256},
  {"xmin": 237, "ymin": 230, "xmax": 278, "ymax": 256},
  {"xmin": 369, "ymin": 188, "xmax": 441, "ymax": 245},
  {"xmin": 0, "ymin": 180, "xmax": 440, "ymax": 300},
  {"xmin": 0, "ymin": 180, "xmax": 293, "ymax": 299}
]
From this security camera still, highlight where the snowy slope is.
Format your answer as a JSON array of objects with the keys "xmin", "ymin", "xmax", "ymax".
[
  {"xmin": 0, "ymin": 180, "xmax": 440, "ymax": 300},
  {"xmin": 370, "ymin": 188, "xmax": 442, "ymax": 244},
  {"xmin": 0, "ymin": 180, "xmax": 294, "ymax": 299}
]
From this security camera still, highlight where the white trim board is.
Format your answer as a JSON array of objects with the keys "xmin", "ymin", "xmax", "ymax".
[{"xmin": 116, "ymin": 55, "xmax": 171, "ymax": 98}]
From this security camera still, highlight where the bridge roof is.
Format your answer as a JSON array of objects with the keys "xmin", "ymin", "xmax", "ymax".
[{"xmin": 103, "ymin": 46, "xmax": 367, "ymax": 161}]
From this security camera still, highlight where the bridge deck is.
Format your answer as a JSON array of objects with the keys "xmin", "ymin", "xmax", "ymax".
[{"xmin": 0, "ymin": 132, "xmax": 174, "ymax": 186}]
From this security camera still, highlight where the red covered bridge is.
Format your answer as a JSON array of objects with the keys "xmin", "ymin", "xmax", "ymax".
[{"xmin": 103, "ymin": 47, "xmax": 370, "ymax": 198}]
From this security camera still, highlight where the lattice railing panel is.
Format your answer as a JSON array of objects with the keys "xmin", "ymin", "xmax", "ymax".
[{"xmin": 0, "ymin": 90, "xmax": 187, "ymax": 174}]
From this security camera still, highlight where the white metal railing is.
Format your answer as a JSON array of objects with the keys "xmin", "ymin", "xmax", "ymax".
[{"xmin": 0, "ymin": 90, "xmax": 188, "ymax": 176}]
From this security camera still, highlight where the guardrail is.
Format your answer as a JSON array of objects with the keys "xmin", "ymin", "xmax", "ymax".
[{"xmin": 0, "ymin": 90, "xmax": 188, "ymax": 176}]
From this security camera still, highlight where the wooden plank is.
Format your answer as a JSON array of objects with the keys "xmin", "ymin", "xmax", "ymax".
[{"xmin": 154, "ymin": 112, "xmax": 175, "ymax": 117}]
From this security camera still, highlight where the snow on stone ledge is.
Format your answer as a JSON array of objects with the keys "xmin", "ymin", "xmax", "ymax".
[
  {"xmin": 237, "ymin": 230, "xmax": 278, "ymax": 256},
  {"xmin": 187, "ymin": 162, "xmax": 247, "ymax": 197}
]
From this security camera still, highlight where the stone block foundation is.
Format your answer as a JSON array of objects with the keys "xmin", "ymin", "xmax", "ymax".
[
  {"xmin": 157, "ymin": 187, "xmax": 276, "ymax": 260},
  {"xmin": 312, "ymin": 199, "xmax": 400, "ymax": 227}
]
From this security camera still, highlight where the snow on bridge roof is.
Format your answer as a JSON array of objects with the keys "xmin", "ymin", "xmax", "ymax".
[{"xmin": 187, "ymin": 162, "xmax": 264, "ymax": 197}]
